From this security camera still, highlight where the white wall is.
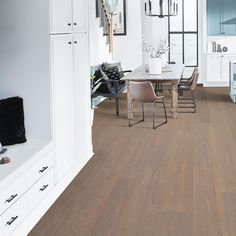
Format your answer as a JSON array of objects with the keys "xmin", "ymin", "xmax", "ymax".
[
  {"xmin": 88, "ymin": 0, "xmax": 112, "ymax": 66},
  {"xmin": 113, "ymin": 0, "xmax": 142, "ymax": 70},
  {"xmin": 141, "ymin": 0, "xmax": 168, "ymax": 64}
]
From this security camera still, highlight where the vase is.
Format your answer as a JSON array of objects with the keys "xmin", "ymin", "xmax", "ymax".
[
  {"xmin": 149, "ymin": 57, "xmax": 162, "ymax": 75},
  {"xmin": 161, "ymin": 53, "xmax": 168, "ymax": 67}
]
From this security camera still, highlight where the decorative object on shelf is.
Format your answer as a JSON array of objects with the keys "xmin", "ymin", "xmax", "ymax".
[
  {"xmin": 212, "ymin": 41, "xmax": 217, "ymax": 53},
  {"xmin": 0, "ymin": 97, "xmax": 27, "ymax": 146},
  {"xmin": 0, "ymin": 142, "xmax": 7, "ymax": 154},
  {"xmin": 222, "ymin": 46, "xmax": 228, "ymax": 52},
  {"xmin": 0, "ymin": 157, "xmax": 11, "ymax": 165},
  {"xmin": 144, "ymin": 0, "xmax": 178, "ymax": 18},
  {"xmin": 142, "ymin": 37, "xmax": 171, "ymax": 75},
  {"xmin": 217, "ymin": 44, "xmax": 222, "ymax": 53}
]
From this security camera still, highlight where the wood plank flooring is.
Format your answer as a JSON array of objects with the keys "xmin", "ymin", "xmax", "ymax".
[{"xmin": 30, "ymin": 87, "xmax": 236, "ymax": 236}]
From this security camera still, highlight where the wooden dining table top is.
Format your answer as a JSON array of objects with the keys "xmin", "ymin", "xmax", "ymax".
[{"xmin": 121, "ymin": 64, "xmax": 187, "ymax": 83}]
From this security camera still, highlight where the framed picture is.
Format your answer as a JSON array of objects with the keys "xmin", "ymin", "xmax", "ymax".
[
  {"xmin": 112, "ymin": 0, "xmax": 127, "ymax": 35},
  {"xmin": 97, "ymin": 0, "xmax": 127, "ymax": 36}
]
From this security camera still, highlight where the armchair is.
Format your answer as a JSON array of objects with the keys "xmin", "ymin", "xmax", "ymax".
[{"xmin": 91, "ymin": 62, "xmax": 131, "ymax": 116}]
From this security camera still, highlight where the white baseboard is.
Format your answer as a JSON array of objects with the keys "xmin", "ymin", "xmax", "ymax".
[
  {"xmin": 203, "ymin": 82, "xmax": 229, "ymax": 87},
  {"xmin": 12, "ymin": 146, "xmax": 94, "ymax": 236}
]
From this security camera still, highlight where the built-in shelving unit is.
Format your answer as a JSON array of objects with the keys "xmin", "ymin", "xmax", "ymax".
[{"xmin": 0, "ymin": 0, "xmax": 93, "ymax": 235}]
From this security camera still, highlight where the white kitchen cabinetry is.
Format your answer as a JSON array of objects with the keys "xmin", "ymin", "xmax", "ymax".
[
  {"xmin": 0, "ymin": 0, "xmax": 92, "ymax": 234},
  {"xmin": 206, "ymin": 55, "xmax": 223, "ymax": 83},
  {"xmin": 205, "ymin": 54, "xmax": 236, "ymax": 87},
  {"xmin": 51, "ymin": 0, "xmax": 87, "ymax": 34},
  {"xmin": 51, "ymin": 33, "xmax": 91, "ymax": 181},
  {"xmin": 73, "ymin": 34, "xmax": 92, "ymax": 159},
  {"xmin": 51, "ymin": 35, "xmax": 76, "ymax": 181}
]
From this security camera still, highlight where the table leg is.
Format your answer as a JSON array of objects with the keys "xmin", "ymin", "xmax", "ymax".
[
  {"xmin": 127, "ymin": 81, "xmax": 133, "ymax": 119},
  {"xmin": 171, "ymin": 84, "xmax": 178, "ymax": 119}
]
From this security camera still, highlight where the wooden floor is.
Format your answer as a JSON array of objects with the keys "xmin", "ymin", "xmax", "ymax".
[{"xmin": 30, "ymin": 87, "xmax": 236, "ymax": 236}]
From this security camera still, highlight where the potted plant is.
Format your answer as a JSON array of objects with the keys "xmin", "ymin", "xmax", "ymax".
[
  {"xmin": 142, "ymin": 37, "xmax": 171, "ymax": 74},
  {"xmin": 90, "ymin": 69, "xmax": 103, "ymax": 126}
]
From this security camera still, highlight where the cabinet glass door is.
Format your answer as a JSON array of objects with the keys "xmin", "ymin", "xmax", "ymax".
[
  {"xmin": 207, "ymin": 0, "xmax": 221, "ymax": 35},
  {"xmin": 207, "ymin": 0, "xmax": 236, "ymax": 36}
]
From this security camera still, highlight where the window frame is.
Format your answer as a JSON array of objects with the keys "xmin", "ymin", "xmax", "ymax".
[{"xmin": 168, "ymin": 0, "xmax": 199, "ymax": 67}]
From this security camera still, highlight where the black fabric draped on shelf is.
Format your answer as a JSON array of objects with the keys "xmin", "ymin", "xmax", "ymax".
[{"xmin": 0, "ymin": 96, "xmax": 27, "ymax": 146}]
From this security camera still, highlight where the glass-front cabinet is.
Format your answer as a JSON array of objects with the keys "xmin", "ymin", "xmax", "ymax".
[{"xmin": 207, "ymin": 0, "xmax": 236, "ymax": 36}]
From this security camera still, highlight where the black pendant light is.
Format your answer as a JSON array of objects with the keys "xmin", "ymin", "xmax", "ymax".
[{"xmin": 144, "ymin": 0, "xmax": 178, "ymax": 18}]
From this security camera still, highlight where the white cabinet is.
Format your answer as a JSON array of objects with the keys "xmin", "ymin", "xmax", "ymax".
[
  {"xmin": 73, "ymin": 34, "xmax": 91, "ymax": 158},
  {"xmin": 0, "ymin": 0, "xmax": 92, "ymax": 234},
  {"xmin": 72, "ymin": 0, "xmax": 88, "ymax": 33},
  {"xmin": 51, "ymin": 33, "xmax": 91, "ymax": 181},
  {"xmin": 0, "ymin": 194, "xmax": 27, "ymax": 236},
  {"xmin": 205, "ymin": 54, "xmax": 236, "ymax": 86},
  {"xmin": 51, "ymin": 35, "xmax": 76, "ymax": 181},
  {"xmin": 50, "ymin": 0, "xmax": 87, "ymax": 34},
  {"xmin": 206, "ymin": 55, "xmax": 223, "ymax": 83}
]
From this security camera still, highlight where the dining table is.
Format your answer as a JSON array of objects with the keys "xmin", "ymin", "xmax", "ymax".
[{"xmin": 121, "ymin": 64, "xmax": 186, "ymax": 119}]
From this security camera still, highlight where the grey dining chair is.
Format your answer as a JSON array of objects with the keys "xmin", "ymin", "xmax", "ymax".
[
  {"xmin": 128, "ymin": 81, "xmax": 167, "ymax": 129},
  {"xmin": 178, "ymin": 69, "xmax": 199, "ymax": 113}
]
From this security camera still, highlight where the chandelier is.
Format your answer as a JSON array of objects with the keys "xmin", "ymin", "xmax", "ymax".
[{"xmin": 144, "ymin": 0, "xmax": 179, "ymax": 18}]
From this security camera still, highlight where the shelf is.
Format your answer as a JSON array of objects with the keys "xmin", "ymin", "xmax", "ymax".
[{"xmin": 0, "ymin": 139, "xmax": 54, "ymax": 189}]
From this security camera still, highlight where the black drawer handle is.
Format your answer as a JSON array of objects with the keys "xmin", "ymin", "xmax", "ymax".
[
  {"xmin": 74, "ymin": 41, "xmax": 77, "ymax": 44},
  {"xmin": 74, "ymin": 23, "xmax": 77, "ymax": 26},
  {"xmin": 68, "ymin": 41, "xmax": 72, "ymax": 45},
  {"xmin": 40, "ymin": 184, "xmax": 49, "ymax": 192},
  {"xmin": 6, "ymin": 216, "xmax": 18, "ymax": 226},
  {"xmin": 39, "ymin": 166, "xmax": 48, "ymax": 173},
  {"xmin": 5, "ymin": 194, "xmax": 18, "ymax": 203},
  {"xmin": 68, "ymin": 23, "xmax": 72, "ymax": 26}
]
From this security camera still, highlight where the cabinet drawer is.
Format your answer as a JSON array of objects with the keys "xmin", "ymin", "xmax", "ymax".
[
  {"xmin": 0, "ymin": 175, "xmax": 29, "ymax": 216},
  {"xmin": 27, "ymin": 169, "xmax": 54, "ymax": 211},
  {"xmin": 0, "ymin": 195, "xmax": 27, "ymax": 236},
  {"xmin": 28, "ymin": 152, "xmax": 54, "ymax": 186}
]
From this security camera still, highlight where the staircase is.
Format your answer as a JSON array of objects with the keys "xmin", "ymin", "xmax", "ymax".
[{"xmin": 89, "ymin": 0, "xmax": 112, "ymax": 66}]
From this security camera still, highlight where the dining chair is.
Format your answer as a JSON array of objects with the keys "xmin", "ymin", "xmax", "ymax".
[
  {"xmin": 128, "ymin": 81, "xmax": 167, "ymax": 129},
  {"xmin": 178, "ymin": 70, "xmax": 199, "ymax": 113},
  {"xmin": 179, "ymin": 67, "xmax": 198, "ymax": 85}
]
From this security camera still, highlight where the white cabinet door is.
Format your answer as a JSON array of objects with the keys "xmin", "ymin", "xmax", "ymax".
[
  {"xmin": 223, "ymin": 56, "xmax": 236, "ymax": 84},
  {"xmin": 207, "ymin": 55, "xmax": 222, "ymax": 82},
  {"xmin": 51, "ymin": 35, "xmax": 76, "ymax": 181},
  {"xmin": 51, "ymin": 0, "xmax": 73, "ymax": 34},
  {"xmin": 72, "ymin": 0, "xmax": 88, "ymax": 33},
  {"xmin": 73, "ymin": 34, "xmax": 91, "ymax": 161}
]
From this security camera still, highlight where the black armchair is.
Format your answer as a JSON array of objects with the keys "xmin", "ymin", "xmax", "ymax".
[{"xmin": 91, "ymin": 63, "xmax": 131, "ymax": 116}]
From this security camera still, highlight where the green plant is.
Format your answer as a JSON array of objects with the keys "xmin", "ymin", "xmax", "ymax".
[{"xmin": 90, "ymin": 68, "xmax": 103, "ymax": 95}]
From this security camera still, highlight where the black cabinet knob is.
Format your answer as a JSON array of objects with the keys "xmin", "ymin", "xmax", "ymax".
[
  {"xmin": 68, "ymin": 42, "xmax": 72, "ymax": 45},
  {"xmin": 74, "ymin": 41, "xmax": 77, "ymax": 44},
  {"xmin": 68, "ymin": 23, "xmax": 72, "ymax": 26},
  {"xmin": 74, "ymin": 23, "xmax": 77, "ymax": 26}
]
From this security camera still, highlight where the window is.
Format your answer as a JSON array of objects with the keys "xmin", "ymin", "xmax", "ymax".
[{"xmin": 168, "ymin": 0, "xmax": 198, "ymax": 67}]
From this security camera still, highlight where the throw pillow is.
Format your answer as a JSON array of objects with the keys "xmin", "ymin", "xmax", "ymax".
[
  {"xmin": 102, "ymin": 62, "xmax": 124, "ymax": 78},
  {"xmin": 0, "ymin": 97, "xmax": 27, "ymax": 146},
  {"xmin": 102, "ymin": 66, "xmax": 120, "ymax": 81}
]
